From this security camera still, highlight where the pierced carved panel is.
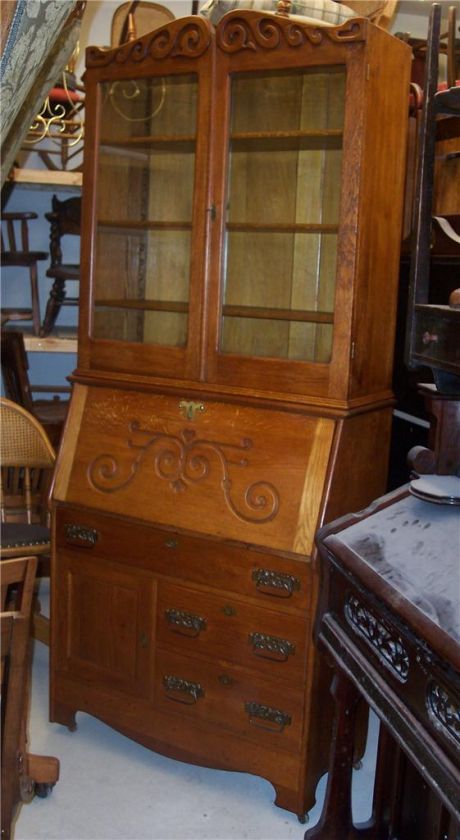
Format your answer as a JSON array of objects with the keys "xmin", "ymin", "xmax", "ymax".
[
  {"xmin": 426, "ymin": 681, "xmax": 460, "ymax": 748},
  {"xmin": 344, "ymin": 594, "xmax": 410, "ymax": 682},
  {"xmin": 88, "ymin": 420, "xmax": 280, "ymax": 524}
]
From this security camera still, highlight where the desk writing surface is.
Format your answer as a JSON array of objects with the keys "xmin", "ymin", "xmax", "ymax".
[{"xmin": 332, "ymin": 493, "xmax": 460, "ymax": 643}]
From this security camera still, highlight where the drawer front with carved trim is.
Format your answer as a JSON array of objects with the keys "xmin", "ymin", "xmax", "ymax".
[
  {"xmin": 54, "ymin": 386, "xmax": 335, "ymax": 554},
  {"xmin": 55, "ymin": 506, "xmax": 311, "ymax": 612},
  {"xmin": 157, "ymin": 582, "xmax": 308, "ymax": 683},
  {"xmin": 155, "ymin": 648, "xmax": 303, "ymax": 752}
]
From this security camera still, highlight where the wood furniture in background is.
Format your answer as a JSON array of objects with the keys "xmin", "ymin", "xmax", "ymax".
[
  {"xmin": 110, "ymin": 1, "xmax": 175, "ymax": 46},
  {"xmin": 405, "ymin": 3, "xmax": 460, "ymax": 395},
  {"xmin": 41, "ymin": 195, "xmax": 81, "ymax": 337},
  {"xmin": 1, "ymin": 331, "xmax": 69, "ymax": 447},
  {"xmin": 1, "ymin": 212, "xmax": 48, "ymax": 335},
  {"xmin": 50, "ymin": 8, "xmax": 411, "ymax": 821},
  {"xmin": 307, "ymin": 484, "xmax": 459, "ymax": 840},
  {"xmin": 1, "ymin": 556, "xmax": 59, "ymax": 840}
]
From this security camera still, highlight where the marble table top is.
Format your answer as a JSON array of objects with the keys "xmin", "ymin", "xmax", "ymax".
[{"xmin": 333, "ymin": 492, "xmax": 460, "ymax": 643}]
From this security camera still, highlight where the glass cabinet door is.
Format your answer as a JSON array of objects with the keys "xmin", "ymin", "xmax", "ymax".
[
  {"xmin": 220, "ymin": 67, "xmax": 345, "ymax": 365},
  {"xmin": 92, "ymin": 73, "xmax": 198, "ymax": 347}
]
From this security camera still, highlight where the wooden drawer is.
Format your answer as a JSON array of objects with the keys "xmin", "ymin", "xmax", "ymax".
[
  {"xmin": 157, "ymin": 581, "xmax": 308, "ymax": 684},
  {"xmin": 55, "ymin": 506, "xmax": 312, "ymax": 612},
  {"xmin": 155, "ymin": 648, "xmax": 304, "ymax": 754}
]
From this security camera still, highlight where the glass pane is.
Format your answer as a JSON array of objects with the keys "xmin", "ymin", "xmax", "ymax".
[
  {"xmin": 92, "ymin": 74, "xmax": 197, "ymax": 345},
  {"xmin": 221, "ymin": 68, "xmax": 345, "ymax": 363}
]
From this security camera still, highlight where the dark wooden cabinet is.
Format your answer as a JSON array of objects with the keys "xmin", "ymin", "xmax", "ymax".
[{"xmin": 50, "ymin": 9, "xmax": 411, "ymax": 819}]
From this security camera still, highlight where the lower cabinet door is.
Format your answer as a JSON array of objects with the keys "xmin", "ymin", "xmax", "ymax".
[{"xmin": 55, "ymin": 552, "xmax": 157, "ymax": 700}]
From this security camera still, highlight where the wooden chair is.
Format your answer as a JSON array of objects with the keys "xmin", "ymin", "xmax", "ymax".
[
  {"xmin": 1, "ymin": 330, "xmax": 69, "ymax": 448},
  {"xmin": 110, "ymin": 1, "xmax": 175, "ymax": 46},
  {"xmin": 41, "ymin": 194, "xmax": 81, "ymax": 337},
  {"xmin": 1, "ymin": 397, "xmax": 56, "ymax": 646},
  {"xmin": 1, "ymin": 212, "xmax": 48, "ymax": 336},
  {"xmin": 1, "ymin": 556, "xmax": 59, "ymax": 840}
]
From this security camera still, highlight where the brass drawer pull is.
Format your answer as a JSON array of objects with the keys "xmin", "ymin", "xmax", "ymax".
[
  {"xmin": 162, "ymin": 675, "xmax": 204, "ymax": 705},
  {"xmin": 64, "ymin": 523, "xmax": 99, "ymax": 547},
  {"xmin": 252, "ymin": 568, "xmax": 300, "ymax": 599},
  {"xmin": 165, "ymin": 608, "xmax": 207, "ymax": 637},
  {"xmin": 249, "ymin": 632, "xmax": 296, "ymax": 662},
  {"xmin": 165, "ymin": 539, "xmax": 178, "ymax": 549},
  {"xmin": 245, "ymin": 701, "xmax": 291, "ymax": 733}
]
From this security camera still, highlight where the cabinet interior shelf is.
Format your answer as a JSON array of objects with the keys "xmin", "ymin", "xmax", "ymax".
[
  {"xmin": 99, "ymin": 136, "xmax": 196, "ymax": 154},
  {"xmin": 227, "ymin": 222, "xmax": 338, "ymax": 233},
  {"xmin": 99, "ymin": 129, "xmax": 341, "ymax": 154},
  {"xmin": 95, "ymin": 299, "xmax": 334, "ymax": 323},
  {"xmin": 98, "ymin": 220, "xmax": 192, "ymax": 232},
  {"xmin": 230, "ymin": 130, "xmax": 343, "ymax": 151},
  {"xmin": 98, "ymin": 220, "xmax": 338, "ymax": 234}
]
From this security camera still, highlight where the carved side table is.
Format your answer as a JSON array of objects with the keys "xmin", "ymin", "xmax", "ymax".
[{"xmin": 306, "ymin": 485, "xmax": 460, "ymax": 840}]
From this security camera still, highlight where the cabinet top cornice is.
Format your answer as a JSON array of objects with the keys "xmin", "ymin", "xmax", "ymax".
[{"xmin": 85, "ymin": 10, "xmax": 367, "ymax": 69}]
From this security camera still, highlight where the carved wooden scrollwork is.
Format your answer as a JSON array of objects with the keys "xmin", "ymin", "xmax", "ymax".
[
  {"xmin": 86, "ymin": 18, "xmax": 212, "ymax": 68},
  {"xmin": 88, "ymin": 421, "xmax": 280, "ymax": 525},
  {"xmin": 426, "ymin": 681, "xmax": 460, "ymax": 748},
  {"xmin": 217, "ymin": 12, "xmax": 364, "ymax": 54},
  {"xmin": 344, "ymin": 595, "xmax": 410, "ymax": 682}
]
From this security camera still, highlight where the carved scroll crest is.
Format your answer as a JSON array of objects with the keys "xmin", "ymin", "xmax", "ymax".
[
  {"xmin": 87, "ymin": 18, "xmax": 212, "ymax": 68},
  {"xmin": 217, "ymin": 12, "xmax": 364, "ymax": 54},
  {"xmin": 88, "ymin": 420, "xmax": 280, "ymax": 525}
]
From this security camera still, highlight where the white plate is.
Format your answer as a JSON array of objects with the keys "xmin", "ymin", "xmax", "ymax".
[{"xmin": 410, "ymin": 474, "xmax": 460, "ymax": 505}]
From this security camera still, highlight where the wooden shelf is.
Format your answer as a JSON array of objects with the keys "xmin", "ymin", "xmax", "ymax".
[
  {"xmin": 223, "ymin": 305, "xmax": 334, "ymax": 323},
  {"xmin": 98, "ymin": 221, "xmax": 337, "ymax": 234},
  {"xmin": 230, "ymin": 129, "xmax": 343, "ymax": 152},
  {"xmin": 95, "ymin": 299, "xmax": 188, "ymax": 313},
  {"xmin": 21, "ymin": 328, "xmax": 78, "ymax": 353},
  {"xmin": 8, "ymin": 167, "xmax": 82, "ymax": 191},
  {"xmin": 94, "ymin": 299, "xmax": 333, "ymax": 324},
  {"xmin": 99, "ymin": 135, "xmax": 195, "ymax": 153},
  {"xmin": 227, "ymin": 222, "xmax": 338, "ymax": 233},
  {"xmin": 98, "ymin": 220, "xmax": 192, "ymax": 232}
]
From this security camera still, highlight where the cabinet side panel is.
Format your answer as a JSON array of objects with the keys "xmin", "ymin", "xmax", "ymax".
[
  {"xmin": 344, "ymin": 31, "xmax": 411, "ymax": 399},
  {"xmin": 321, "ymin": 406, "xmax": 394, "ymax": 527}
]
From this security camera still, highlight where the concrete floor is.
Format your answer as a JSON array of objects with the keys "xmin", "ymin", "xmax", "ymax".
[{"xmin": 14, "ymin": 584, "xmax": 379, "ymax": 840}]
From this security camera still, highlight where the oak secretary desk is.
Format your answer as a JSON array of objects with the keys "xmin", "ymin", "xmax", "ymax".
[{"xmin": 50, "ymin": 8, "xmax": 411, "ymax": 820}]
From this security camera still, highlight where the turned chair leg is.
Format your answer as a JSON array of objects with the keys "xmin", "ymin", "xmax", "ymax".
[{"xmin": 40, "ymin": 278, "xmax": 66, "ymax": 337}]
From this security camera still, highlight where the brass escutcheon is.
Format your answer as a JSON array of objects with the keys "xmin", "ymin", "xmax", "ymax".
[{"xmin": 179, "ymin": 400, "xmax": 205, "ymax": 421}]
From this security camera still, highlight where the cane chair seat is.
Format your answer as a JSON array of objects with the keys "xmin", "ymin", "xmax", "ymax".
[{"xmin": 1, "ymin": 398, "xmax": 56, "ymax": 643}]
